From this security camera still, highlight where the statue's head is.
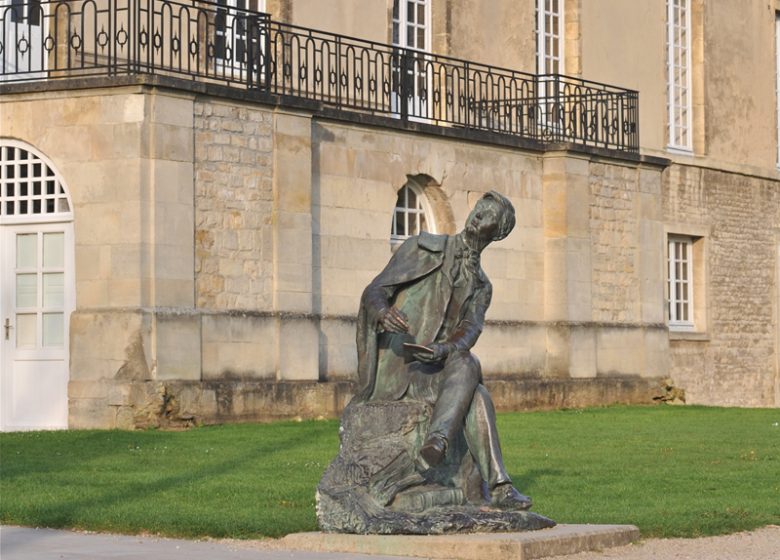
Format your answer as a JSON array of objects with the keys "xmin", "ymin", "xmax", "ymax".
[{"xmin": 480, "ymin": 190, "xmax": 516, "ymax": 241}]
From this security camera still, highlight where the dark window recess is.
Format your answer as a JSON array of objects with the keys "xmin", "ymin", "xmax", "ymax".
[
  {"xmin": 10, "ymin": 0, "xmax": 23, "ymax": 23},
  {"xmin": 29, "ymin": 0, "xmax": 40, "ymax": 25}
]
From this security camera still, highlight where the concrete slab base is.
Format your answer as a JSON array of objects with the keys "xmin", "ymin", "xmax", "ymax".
[{"xmin": 280, "ymin": 524, "xmax": 641, "ymax": 560}]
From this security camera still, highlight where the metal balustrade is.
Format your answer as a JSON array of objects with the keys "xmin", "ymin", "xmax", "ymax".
[{"xmin": 1, "ymin": 0, "xmax": 639, "ymax": 152}]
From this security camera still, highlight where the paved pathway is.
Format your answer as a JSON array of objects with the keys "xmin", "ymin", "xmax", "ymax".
[
  {"xmin": 0, "ymin": 526, "xmax": 422, "ymax": 560},
  {"xmin": 3, "ymin": 525, "xmax": 780, "ymax": 560},
  {"xmin": 547, "ymin": 525, "xmax": 780, "ymax": 560}
]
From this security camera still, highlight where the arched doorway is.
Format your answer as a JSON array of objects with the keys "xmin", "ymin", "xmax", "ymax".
[{"xmin": 0, "ymin": 140, "xmax": 74, "ymax": 430}]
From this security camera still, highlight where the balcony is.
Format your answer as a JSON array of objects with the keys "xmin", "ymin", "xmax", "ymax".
[{"xmin": 1, "ymin": 0, "xmax": 639, "ymax": 152}]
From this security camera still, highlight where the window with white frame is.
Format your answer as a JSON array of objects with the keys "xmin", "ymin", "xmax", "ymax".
[
  {"xmin": 776, "ymin": 11, "xmax": 779, "ymax": 166},
  {"xmin": 668, "ymin": 236, "xmax": 694, "ymax": 329},
  {"xmin": 536, "ymin": 0, "xmax": 564, "ymax": 74},
  {"xmin": 215, "ymin": 0, "xmax": 265, "ymax": 70},
  {"xmin": 392, "ymin": 0, "xmax": 428, "ymax": 51},
  {"xmin": 391, "ymin": 184, "xmax": 432, "ymax": 244},
  {"xmin": 666, "ymin": 0, "xmax": 693, "ymax": 152},
  {"xmin": 391, "ymin": 0, "xmax": 430, "ymax": 118}
]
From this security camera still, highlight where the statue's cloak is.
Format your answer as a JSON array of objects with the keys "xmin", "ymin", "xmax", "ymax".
[{"xmin": 354, "ymin": 232, "xmax": 491, "ymax": 402}]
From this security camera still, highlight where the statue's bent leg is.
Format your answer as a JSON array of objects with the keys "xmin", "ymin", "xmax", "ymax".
[
  {"xmin": 422, "ymin": 351, "xmax": 480, "ymax": 465},
  {"xmin": 464, "ymin": 384, "xmax": 511, "ymax": 488},
  {"xmin": 465, "ymin": 384, "xmax": 533, "ymax": 510}
]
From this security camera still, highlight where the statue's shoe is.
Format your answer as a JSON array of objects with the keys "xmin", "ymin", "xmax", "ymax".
[
  {"xmin": 490, "ymin": 483, "xmax": 533, "ymax": 511},
  {"xmin": 419, "ymin": 435, "xmax": 447, "ymax": 467}
]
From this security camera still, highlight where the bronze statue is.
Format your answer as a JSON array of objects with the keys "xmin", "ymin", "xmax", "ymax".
[{"xmin": 317, "ymin": 191, "xmax": 554, "ymax": 534}]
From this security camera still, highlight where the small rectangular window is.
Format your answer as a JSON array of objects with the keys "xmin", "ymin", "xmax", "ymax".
[{"xmin": 668, "ymin": 235, "xmax": 694, "ymax": 330}]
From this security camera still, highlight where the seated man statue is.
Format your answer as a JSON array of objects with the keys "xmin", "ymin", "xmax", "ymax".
[{"xmin": 353, "ymin": 190, "xmax": 532, "ymax": 511}]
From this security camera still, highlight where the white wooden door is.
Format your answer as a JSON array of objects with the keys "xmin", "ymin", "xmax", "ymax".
[
  {"xmin": 0, "ymin": 140, "xmax": 74, "ymax": 431},
  {"xmin": 0, "ymin": 224, "xmax": 74, "ymax": 430}
]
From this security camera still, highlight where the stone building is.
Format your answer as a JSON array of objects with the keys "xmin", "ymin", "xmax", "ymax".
[{"xmin": 0, "ymin": 0, "xmax": 778, "ymax": 430}]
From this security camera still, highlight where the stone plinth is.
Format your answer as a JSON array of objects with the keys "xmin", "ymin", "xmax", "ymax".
[{"xmin": 281, "ymin": 524, "xmax": 640, "ymax": 559}]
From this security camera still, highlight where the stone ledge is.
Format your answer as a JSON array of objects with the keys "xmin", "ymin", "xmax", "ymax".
[{"xmin": 279, "ymin": 524, "xmax": 640, "ymax": 560}]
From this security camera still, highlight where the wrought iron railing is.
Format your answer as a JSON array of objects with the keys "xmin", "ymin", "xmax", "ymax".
[{"xmin": 1, "ymin": 0, "xmax": 639, "ymax": 152}]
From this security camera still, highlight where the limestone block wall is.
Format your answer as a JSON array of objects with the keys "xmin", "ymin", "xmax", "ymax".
[
  {"xmin": 308, "ymin": 123, "xmax": 670, "ymax": 384},
  {"xmin": 663, "ymin": 165, "xmax": 780, "ymax": 406},
  {"xmin": 3, "ymin": 83, "xmax": 687, "ymax": 429},
  {"xmin": 194, "ymin": 101, "xmax": 274, "ymax": 310}
]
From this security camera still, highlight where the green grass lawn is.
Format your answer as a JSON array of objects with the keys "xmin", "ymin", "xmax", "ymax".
[{"xmin": 1, "ymin": 405, "xmax": 778, "ymax": 539}]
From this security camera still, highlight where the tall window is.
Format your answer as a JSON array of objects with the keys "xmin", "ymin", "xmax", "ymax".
[
  {"xmin": 391, "ymin": 0, "xmax": 430, "ymax": 118},
  {"xmin": 776, "ymin": 12, "xmax": 779, "ymax": 166},
  {"xmin": 392, "ymin": 0, "xmax": 428, "ymax": 51},
  {"xmin": 668, "ymin": 236, "xmax": 694, "ymax": 330},
  {"xmin": 536, "ymin": 0, "xmax": 564, "ymax": 74},
  {"xmin": 215, "ymin": 0, "xmax": 265, "ymax": 70},
  {"xmin": 666, "ymin": 0, "xmax": 693, "ymax": 152},
  {"xmin": 391, "ymin": 184, "xmax": 431, "ymax": 244}
]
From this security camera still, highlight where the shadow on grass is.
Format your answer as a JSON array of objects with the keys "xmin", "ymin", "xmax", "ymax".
[{"xmin": 6, "ymin": 427, "xmax": 322, "ymax": 535}]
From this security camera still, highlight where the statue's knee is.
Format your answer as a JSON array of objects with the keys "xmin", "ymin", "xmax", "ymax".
[{"xmin": 446, "ymin": 350, "xmax": 481, "ymax": 383}]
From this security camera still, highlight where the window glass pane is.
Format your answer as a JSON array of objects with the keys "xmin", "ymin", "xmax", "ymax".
[
  {"xmin": 406, "ymin": 186, "xmax": 417, "ymax": 208},
  {"xmin": 43, "ymin": 273, "xmax": 64, "ymax": 308},
  {"xmin": 407, "ymin": 2, "xmax": 415, "ymax": 22},
  {"xmin": 394, "ymin": 211, "xmax": 405, "ymax": 236},
  {"xmin": 43, "ymin": 313, "xmax": 64, "ymax": 347},
  {"xmin": 16, "ymin": 274, "xmax": 37, "ymax": 308},
  {"xmin": 16, "ymin": 313, "xmax": 37, "ymax": 348},
  {"xmin": 16, "ymin": 233, "xmax": 37, "ymax": 268},
  {"xmin": 417, "ymin": 3, "xmax": 425, "ymax": 25},
  {"xmin": 43, "ymin": 232, "xmax": 64, "ymax": 268}
]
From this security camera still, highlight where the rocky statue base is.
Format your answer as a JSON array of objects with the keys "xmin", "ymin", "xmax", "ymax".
[{"xmin": 317, "ymin": 400, "xmax": 556, "ymax": 534}]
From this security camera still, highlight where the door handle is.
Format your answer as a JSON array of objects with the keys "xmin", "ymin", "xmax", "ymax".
[{"xmin": 4, "ymin": 318, "xmax": 11, "ymax": 341}]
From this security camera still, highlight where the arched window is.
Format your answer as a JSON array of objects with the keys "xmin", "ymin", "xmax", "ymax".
[
  {"xmin": 390, "ymin": 182, "xmax": 435, "ymax": 244},
  {"xmin": 0, "ymin": 141, "xmax": 73, "ymax": 224}
]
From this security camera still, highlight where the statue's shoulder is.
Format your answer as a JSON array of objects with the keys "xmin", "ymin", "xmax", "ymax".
[{"xmin": 417, "ymin": 232, "xmax": 448, "ymax": 252}]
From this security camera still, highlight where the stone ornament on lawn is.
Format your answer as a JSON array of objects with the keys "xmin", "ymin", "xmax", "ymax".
[{"xmin": 317, "ymin": 191, "xmax": 555, "ymax": 534}]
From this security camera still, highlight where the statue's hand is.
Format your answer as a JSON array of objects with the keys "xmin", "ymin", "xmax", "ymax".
[
  {"xmin": 379, "ymin": 306, "xmax": 410, "ymax": 333},
  {"xmin": 414, "ymin": 342, "xmax": 450, "ymax": 364}
]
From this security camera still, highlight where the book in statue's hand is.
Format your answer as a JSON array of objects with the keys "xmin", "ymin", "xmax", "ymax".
[
  {"xmin": 402, "ymin": 342, "xmax": 434, "ymax": 355},
  {"xmin": 402, "ymin": 342, "xmax": 434, "ymax": 354}
]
